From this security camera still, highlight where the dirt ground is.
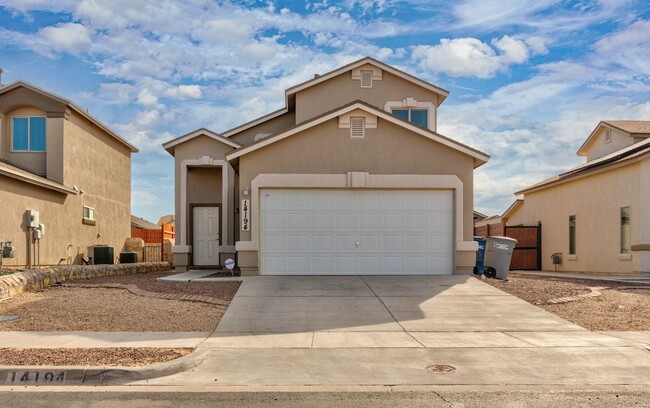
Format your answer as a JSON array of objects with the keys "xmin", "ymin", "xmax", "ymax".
[
  {"xmin": 0, "ymin": 271, "xmax": 240, "ymax": 332},
  {"xmin": 0, "ymin": 348, "xmax": 192, "ymax": 366},
  {"xmin": 486, "ymin": 274, "xmax": 650, "ymax": 331}
]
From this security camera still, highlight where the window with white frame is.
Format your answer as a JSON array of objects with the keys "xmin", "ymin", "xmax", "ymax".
[
  {"xmin": 621, "ymin": 206, "xmax": 631, "ymax": 254},
  {"xmin": 12, "ymin": 116, "xmax": 46, "ymax": 152},
  {"xmin": 83, "ymin": 206, "xmax": 96, "ymax": 225},
  {"xmin": 392, "ymin": 108, "xmax": 428, "ymax": 128},
  {"xmin": 350, "ymin": 117, "xmax": 365, "ymax": 138},
  {"xmin": 569, "ymin": 215, "xmax": 576, "ymax": 255}
]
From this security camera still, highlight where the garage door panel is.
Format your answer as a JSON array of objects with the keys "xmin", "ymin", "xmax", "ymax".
[
  {"xmin": 335, "ymin": 213, "xmax": 357, "ymax": 230},
  {"xmin": 310, "ymin": 256, "xmax": 332, "ymax": 272},
  {"xmin": 311, "ymin": 234, "xmax": 333, "ymax": 251},
  {"xmin": 359, "ymin": 213, "xmax": 381, "ymax": 230},
  {"xmin": 359, "ymin": 256, "xmax": 380, "ymax": 273},
  {"xmin": 262, "ymin": 234, "xmax": 285, "ymax": 251},
  {"xmin": 262, "ymin": 256, "xmax": 285, "ymax": 274},
  {"xmin": 288, "ymin": 256, "xmax": 310, "ymax": 273},
  {"xmin": 382, "ymin": 213, "xmax": 404, "ymax": 230},
  {"xmin": 383, "ymin": 235, "xmax": 404, "ymax": 251},
  {"xmin": 260, "ymin": 189, "xmax": 453, "ymax": 275},
  {"xmin": 335, "ymin": 257, "xmax": 357, "ymax": 273},
  {"xmin": 263, "ymin": 212, "xmax": 286, "ymax": 230},
  {"xmin": 287, "ymin": 234, "xmax": 310, "ymax": 251},
  {"xmin": 287, "ymin": 213, "xmax": 310, "ymax": 230},
  {"xmin": 335, "ymin": 234, "xmax": 357, "ymax": 250}
]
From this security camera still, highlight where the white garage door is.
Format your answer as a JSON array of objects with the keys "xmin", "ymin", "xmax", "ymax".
[{"xmin": 259, "ymin": 189, "xmax": 453, "ymax": 275}]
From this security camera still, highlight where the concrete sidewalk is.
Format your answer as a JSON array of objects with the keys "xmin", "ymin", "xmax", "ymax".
[{"xmin": 0, "ymin": 332, "xmax": 210, "ymax": 348}]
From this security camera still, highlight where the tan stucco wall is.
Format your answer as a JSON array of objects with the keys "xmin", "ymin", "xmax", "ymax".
[
  {"xmin": 295, "ymin": 68, "xmax": 439, "ymax": 124},
  {"xmin": 586, "ymin": 127, "xmax": 634, "ymax": 162},
  {"xmin": 507, "ymin": 162, "xmax": 643, "ymax": 274},
  {"xmin": 237, "ymin": 116, "xmax": 475, "ymax": 273},
  {"xmin": 228, "ymin": 111, "xmax": 296, "ymax": 146},
  {"xmin": 0, "ymin": 97, "xmax": 132, "ymax": 267},
  {"xmin": 173, "ymin": 135, "xmax": 236, "ymax": 248}
]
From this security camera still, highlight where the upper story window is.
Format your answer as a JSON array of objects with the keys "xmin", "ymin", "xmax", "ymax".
[
  {"xmin": 12, "ymin": 116, "xmax": 46, "ymax": 152},
  {"xmin": 392, "ymin": 108, "xmax": 428, "ymax": 128}
]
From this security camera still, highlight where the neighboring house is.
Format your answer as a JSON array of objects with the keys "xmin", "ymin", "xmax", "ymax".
[
  {"xmin": 163, "ymin": 57, "xmax": 490, "ymax": 276},
  {"xmin": 507, "ymin": 120, "xmax": 650, "ymax": 275},
  {"xmin": 158, "ymin": 214, "xmax": 175, "ymax": 227},
  {"xmin": 0, "ymin": 80, "xmax": 138, "ymax": 267},
  {"xmin": 473, "ymin": 210, "xmax": 487, "ymax": 223},
  {"xmin": 131, "ymin": 215, "xmax": 162, "ymax": 230},
  {"xmin": 473, "ymin": 214, "xmax": 504, "ymax": 237}
]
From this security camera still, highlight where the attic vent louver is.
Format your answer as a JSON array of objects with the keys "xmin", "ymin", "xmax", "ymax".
[
  {"xmin": 350, "ymin": 117, "xmax": 365, "ymax": 138},
  {"xmin": 360, "ymin": 71, "xmax": 372, "ymax": 88}
]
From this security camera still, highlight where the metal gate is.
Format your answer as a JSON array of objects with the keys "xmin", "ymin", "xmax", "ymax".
[
  {"xmin": 143, "ymin": 245, "xmax": 162, "ymax": 262},
  {"xmin": 504, "ymin": 223, "xmax": 542, "ymax": 270}
]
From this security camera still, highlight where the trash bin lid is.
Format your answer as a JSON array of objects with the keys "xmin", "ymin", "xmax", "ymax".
[{"xmin": 485, "ymin": 236, "xmax": 518, "ymax": 244}]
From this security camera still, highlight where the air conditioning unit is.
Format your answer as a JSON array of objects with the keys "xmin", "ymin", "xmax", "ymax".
[{"xmin": 88, "ymin": 245, "xmax": 114, "ymax": 265}]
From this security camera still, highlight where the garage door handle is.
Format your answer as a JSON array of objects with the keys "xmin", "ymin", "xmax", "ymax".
[{"xmin": 356, "ymin": 242, "xmax": 359, "ymax": 247}]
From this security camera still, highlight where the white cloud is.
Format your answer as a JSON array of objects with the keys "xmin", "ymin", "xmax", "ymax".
[
  {"xmin": 593, "ymin": 19, "xmax": 650, "ymax": 75},
  {"xmin": 411, "ymin": 35, "xmax": 530, "ymax": 78},
  {"xmin": 164, "ymin": 85, "xmax": 202, "ymax": 100},
  {"xmin": 38, "ymin": 22, "xmax": 91, "ymax": 54}
]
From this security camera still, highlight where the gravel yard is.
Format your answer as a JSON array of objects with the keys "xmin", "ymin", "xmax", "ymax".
[
  {"xmin": 0, "ymin": 348, "xmax": 192, "ymax": 366},
  {"xmin": 0, "ymin": 270, "xmax": 240, "ymax": 332},
  {"xmin": 485, "ymin": 274, "xmax": 650, "ymax": 331}
]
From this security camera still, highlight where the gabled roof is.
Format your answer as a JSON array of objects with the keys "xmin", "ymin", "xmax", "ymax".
[
  {"xmin": 225, "ymin": 100, "xmax": 490, "ymax": 167},
  {"xmin": 285, "ymin": 57, "xmax": 449, "ymax": 105},
  {"xmin": 163, "ymin": 128, "xmax": 241, "ymax": 156},
  {"xmin": 221, "ymin": 108, "xmax": 288, "ymax": 138},
  {"xmin": 222, "ymin": 57, "xmax": 450, "ymax": 140},
  {"xmin": 131, "ymin": 215, "xmax": 161, "ymax": 230},
  {"xmin": 0, "ymin": 159, "xmax": 78, "ymax": 195},
  {"xmin": 0, "ymin": 81, "xmax": 139, "ymax": 152},
  {"xmin": 502, "ymin": 199, "xmax": 524, "ymax": 219},
  {"xmin": 577, "ymin": 120, "xmax": 650, "ymax": 156},
  {"xmin": 517, "ymin": 137, "xmax": 650, "ymax": 195}
]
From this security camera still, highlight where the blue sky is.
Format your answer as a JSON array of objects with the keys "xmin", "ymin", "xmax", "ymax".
[{"xmin": 1, "ymin": 0, "xmax": 649, "ymax": 222}]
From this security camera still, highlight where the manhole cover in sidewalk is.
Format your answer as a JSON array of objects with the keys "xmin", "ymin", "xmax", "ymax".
[
  {"xmin": 425, "ymin": 364, "xmax": 456, "ymax": 373},
  {"xmin": 0, "ymin": 316, "xmax": 20, "ymax": 322}
]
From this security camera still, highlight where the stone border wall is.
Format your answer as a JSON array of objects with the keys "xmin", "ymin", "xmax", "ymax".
[{"xmin": 0, "ymin": 262, "xmax": 172, "ymax": 300}]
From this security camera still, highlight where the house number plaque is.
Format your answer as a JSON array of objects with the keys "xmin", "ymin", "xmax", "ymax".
[{"xmin": 241, "ymin": 199, "xmax": 250, "ymax": 232}]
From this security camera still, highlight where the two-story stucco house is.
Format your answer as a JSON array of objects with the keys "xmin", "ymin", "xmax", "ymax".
[
  {"xmin": 0, "ymin": 81, "xmax": 138, "ymax": 267},
  {"xmin": 164, "ymin": 57, "xmax": 490, "ymax": 276},
  {"xmin": 505, "ymin": 121, "xmax": 650, "ymax": 275}
]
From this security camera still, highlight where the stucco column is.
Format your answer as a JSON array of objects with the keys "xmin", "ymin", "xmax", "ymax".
[{"xmin": 636, "ymin": 158, "xmax": 650, "ymax": 273}]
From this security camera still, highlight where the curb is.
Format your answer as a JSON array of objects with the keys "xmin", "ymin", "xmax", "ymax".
[{"xmin": 1, "ymin": 348, "xmax": 209, "ymax": 386}]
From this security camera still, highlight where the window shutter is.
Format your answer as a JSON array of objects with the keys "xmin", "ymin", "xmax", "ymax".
[
  {"xmin": 360, "ymin": 71, "xmax": 372, "ymax": 88},
  {"xmin": 350, "ymin": 117, "xmax": 365, "ymax": 138}
]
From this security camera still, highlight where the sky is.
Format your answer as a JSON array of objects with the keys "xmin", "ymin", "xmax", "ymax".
[{"xmin": 0, "ymin": 0, "xmax": 649, "ymax": 223}]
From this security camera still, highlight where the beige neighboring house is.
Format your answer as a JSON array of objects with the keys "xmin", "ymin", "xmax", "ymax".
[
  {"xmin": 0, "ymin": 80, "xmax": 138, "ymax": 267},
  {"xmin": 157, "ymin": 214, "xmax": 175, "ymax": 227},
  {"xmin": 506, "ymin": 121, "xmax": 650, "ymax": 275},
  {"xmin": 163, "ymin": 57, "xmax": 490, "ymax": 276}
]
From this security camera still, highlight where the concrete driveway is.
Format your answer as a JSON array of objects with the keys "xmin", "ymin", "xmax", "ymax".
[{"xmin": 142, "ymin": 275, "xmax": 650, "ymax": 386}]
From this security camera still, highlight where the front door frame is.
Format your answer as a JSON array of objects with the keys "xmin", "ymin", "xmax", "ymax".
[{"xmin": 190, "ymin": 203, "xmax": 222, "ymax": 267}]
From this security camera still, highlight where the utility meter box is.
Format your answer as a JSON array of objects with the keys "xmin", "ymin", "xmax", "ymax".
[{"xmin": 27, "ymin": 210, "xmax": 40, "ymax": 228}]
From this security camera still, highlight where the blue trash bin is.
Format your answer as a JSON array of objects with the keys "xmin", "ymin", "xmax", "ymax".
[{"xmin": 473, "ymin": 237, "xmax": 487, "ymax": 276}]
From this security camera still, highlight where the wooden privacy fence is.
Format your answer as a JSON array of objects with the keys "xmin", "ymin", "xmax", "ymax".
[
  {"xmin": 130, "ymin": 223, "xmax": 175, "ymax": 262},
  {"xmin": 474, "ymin": 222, "xmax": 542, "ymax": 270},
  {"xmin": 131, "ymin": 224, "xmax": 175, "ymax": 243},
  {"xmin": 474, "ymin": 222, "xmax": 504, "ymax": 237}
]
